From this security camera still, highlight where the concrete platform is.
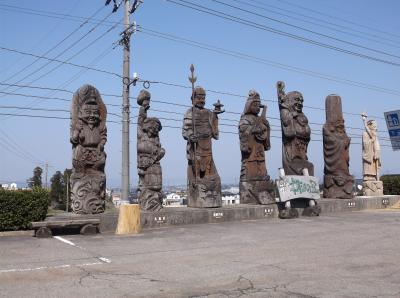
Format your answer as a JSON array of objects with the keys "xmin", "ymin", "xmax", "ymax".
[
  {"xmin": 3, "ymin": 210, "xmax": 400, "ymax": 297},
  {"xmin": 46, "ymin": 195, "xmax": 400, "ymax": 233}
]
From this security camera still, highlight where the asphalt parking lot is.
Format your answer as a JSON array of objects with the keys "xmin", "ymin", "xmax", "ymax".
[{"xmin": 1, "ymin": 209, "xmax": 399, "ymax": 298}]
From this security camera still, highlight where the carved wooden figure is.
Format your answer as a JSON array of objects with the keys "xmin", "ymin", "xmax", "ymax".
[
  {"xmin": 277, "ymin": 81, "xmax": 314, "ymax": 176},
  {"xmin": 70, "ymin": 84, "xmax": 107, "ymax": 214},
  {"xmin": 361, "ymin": 113, "xmax": 383, "ymax": 196},
  {"xmin": 182, "ymin": 68, "xmax": 224, "ymax": 208},
  {"xmin": 137, "ymin": 90, "xmax": 165, "ymax": 211},
  {"xmin": 323, "ymin": 95, "xmax": 354, "ymax": 199},
  {"xmin": 239, "ymin": 90, "xmax": 275, "ymax": 204}
]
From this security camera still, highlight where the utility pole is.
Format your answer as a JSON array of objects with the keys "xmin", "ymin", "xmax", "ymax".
[
  {"xmin": 121, "ymin": 0, "xmax": 131, "ymax": 204},
  {"xmin": 106, "ymin": 0, "xmax": 142, "ymax": 204},
  {"xmin": 44, "ymin": 163, "xmax": 48, "ymax": 189}
]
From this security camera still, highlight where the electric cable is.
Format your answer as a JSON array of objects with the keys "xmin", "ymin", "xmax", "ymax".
[
  {"xmin": 165, "ymin": 0, "xmax": 400, "ymax": 67},
  {"xmin": 138, "ymin": 27, "xmax": 400, "ymax": 99},
  {"xmin": 212, "ymin": 0, "xmax": 400, "ymax": 59}
]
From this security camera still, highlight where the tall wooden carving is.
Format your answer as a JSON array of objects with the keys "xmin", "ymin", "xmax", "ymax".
[
  {"xmin": 182, "ymin": 65, "xmax": 224, "ymax": 208},
  {"xmin": 70, "ymin": 85, "xmax": 107, "ymax": 214},
  {"xmin": 323, "ymin": 95, "xmax": 354, "ymax": 199},
  {"xmin": 277, "ymin": 81, "xmax": 314, "ymax": 176},
  {"xmin": 136, "ymin": 90, "xmax": 165, "ymax": 211},
  {"xmin": 239, "ymin": 90, "xmax": 275, "ymax": 204}
]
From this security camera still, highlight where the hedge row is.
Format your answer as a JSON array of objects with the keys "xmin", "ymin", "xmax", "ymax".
[
  {"xmin": 381, "ymin": 175, "xmax": 400, "ymax": 195},
  {"xmin": 0, "ymin": 188, "xmax": 49, "ymax": 231}
]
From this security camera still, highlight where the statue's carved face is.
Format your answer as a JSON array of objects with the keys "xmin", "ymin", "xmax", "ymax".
[
  {"xmin": 293, "ymin": 95, "xmax": 303, "ymax": 113},
  {"xmin": 250, "ymin": 100, "xmax": 261, "ymax": 115},
  {"xmin": 81, "ymin": 103, "xmax": 100, "ymax": 127},
  {"xmin": 142, "ymin": 99, "xmax": 150, "ymax": 108},
  {"xmin": 368, "ymin": 120, "xmax": 377, "ymax": 131},
  {"xmin": 193, "ymin": 91, "xmax": 206, "ymax": 109}
]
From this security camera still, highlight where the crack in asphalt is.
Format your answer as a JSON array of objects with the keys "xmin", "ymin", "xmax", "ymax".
[
  {"xmin": 189, "ymin": 274, "xmax": 295, "ymax": 298},
  {"xmin": 76, "ymin": 266, "xmax": 166, "ymax": 291}
]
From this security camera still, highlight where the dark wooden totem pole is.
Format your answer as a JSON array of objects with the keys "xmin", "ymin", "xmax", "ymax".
[
  {"xmin": 323, "ymin": 95, "xmax": 354, "ymax": 199},
  {"xmin": 70, "ymin": 84, "xmax": 107, "ymax": 214}
]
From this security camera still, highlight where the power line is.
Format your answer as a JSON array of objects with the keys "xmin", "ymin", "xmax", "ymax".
[
  {"xmin": 0, "ymin": 81, "xmax": 387, "ymax": 126},
  {"xmin": 0, "ymin": 105, "xmax": 122, "ymax": 118},
  {"xmin": 2, "ymin": 85, "xmax": 387, "ymax": 132},
  {"xmin": 138, "ymin": 27, "xmax": 400, "ymax": 99},
  {"xmin": 136, "ymin": 78, "xmax": 386, "ymax": 120},
  {"xmin": 212, "ymin": 0, "xmax": 400, "ymax": 60},
  {"xmin": 1, "ymin": 9, "xmax": 116, "ymax": 96},
  {"xmin": 0, "ymin": 0, "xmax": 81, "ymax": 76},
  {"xmin": 0, "ymin": 126, "xmax": 46, "ymax": 165},
  {"xmin": 243, "ymin": 0, "xmax": 400, "ymax": 47},
  {"xmin": 0, "ymin": 94, "xmax": 388, "ymax": 134},
  {"xmin": 0, "ymin": 137, "xmax": 43, "ymax": 165},
  {"xmin": 0, "ymin": 112, "xmax": 121, "ymax": 124},
  {"xmin": 0, "ymin": 4, "xmax": 106, "ymax": 85},
  {"xmin": 0, "ymin": 91, "xmax": 122, "ymax": 108},
  {"xmin": 0, "ymin": 46, "xmax": 120, "ymax": 78},
  {"xmin": 165, "ymin": 0, "xmax": 400, "ymax": 67},
  {"xmin": 0, "ymin": 82, "xmax": 73, "ymax": 94},
  {"xmin": 277, "ymin": 0, "xmax": 400, "ymax": 41},
  {"xmin": 0, "ymin": 107, "xmax": 391, "ymax": 142},
  {"xmin": 0, "ymin": 22, "xmax": 120, "ymax": 120}
]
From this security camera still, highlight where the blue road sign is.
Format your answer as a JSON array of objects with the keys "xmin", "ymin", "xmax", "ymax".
[{"xmin": 384, "ymin": 110, "xmax": 400, "ymax": 150}]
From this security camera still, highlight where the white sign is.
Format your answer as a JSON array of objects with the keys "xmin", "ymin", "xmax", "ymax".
[
  {"xmin": 276, "ymin": 175, "xmax": 320, "ymax": 202},
  {"xmin": 384, "ymin": 110, "xmax": 400, "ymax": 151}
]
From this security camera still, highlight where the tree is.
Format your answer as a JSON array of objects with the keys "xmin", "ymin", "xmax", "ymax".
[
  {"xmin": 28, "ymin": 166, "xmax": 43, "ymax": 188},
  {"xmin": 50, "ymin": 171, "xmax": 64, "ymax": 207}
]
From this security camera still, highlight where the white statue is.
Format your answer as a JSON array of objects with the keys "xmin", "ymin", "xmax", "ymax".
[{"xmin": 361, "ymin": 113, "xmax": 383, "ymax": 196}]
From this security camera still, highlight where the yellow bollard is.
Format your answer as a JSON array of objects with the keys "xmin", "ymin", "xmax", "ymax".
[{"xmin": 115, "ymin": 204, "xmax": 141, "ymax": 235}]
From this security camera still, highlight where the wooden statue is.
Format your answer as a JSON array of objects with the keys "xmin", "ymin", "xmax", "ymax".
[{"xmin": 70, "ymin": 84, "xmax": 107, "ymax": 214}]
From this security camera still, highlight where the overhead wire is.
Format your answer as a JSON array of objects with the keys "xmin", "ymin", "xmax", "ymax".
[
  {"xmin": 0, "ymin": 104, "xmax": 392, "ymax": 142},
  {"xmin": 0, "ymin": 34, "xmax": 396, "ymax": 118},
  {"xmin": 229, "ymin": 0, "xmax": 400, "ymax": 49},
  {"xmin": 0, "ymin": 46, "xmax": 121, "ymax": 78},
  {"xmin": 136, "ymin": 78, "xmax": 386, "ymax": 120},
  {"xmin": 1, "ymin": 110, "xmax": 395, "ymax": 147},
  {"xmin": 0, "ymin": 20, "xmax": 121, "ymax": 119},
  {"xmin": 0, "ymin": 82, "xmax": 388, "ymax": 131},
  {"xmin": 243, "ymin": 0, "xmax": 400, "ymax": 46},
  {"xmin": 277, "ymin": 0, "xmax": 400, "ymax": 41},
  {"xmin": 0, "ymin": 0, "xmax": 81, "ymax": 76},
  {"xmin": 165, "ymin": 0, "xmax": 400, "ymax": 67},
  {"xmin": 211, "ymin": 0, "xmax": 400, "ymax": 60},
  {"xmin": 138, "ymin": 27, "xmax": 400, "ymax": 99},
  {"xmin": 0, "ymin": 4, "xmax": 120, "ymax": 28},
  {"xmin": 0, "ymin": 9, "xmax": 117, "ymax": 97},
  {"xmin": 0, "ymin": 4, "xmax": 106, "ymax": 86},
  {"xmin": 0, "ymin": 126, "xmax": 46, "ymax": 165}
]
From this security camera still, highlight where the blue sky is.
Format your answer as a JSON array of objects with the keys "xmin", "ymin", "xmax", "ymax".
[{"xmin": 0, "ymin": 0, "xmax": 399, "ymax": 188}]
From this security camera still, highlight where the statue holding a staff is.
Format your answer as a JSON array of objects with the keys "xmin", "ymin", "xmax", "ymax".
[
  {"xmin": 182, "ymin": 65, "xmax": 224, "ymax": 208},
  {"xmin": 361, "ymin": 112, "xmax": 383, "ymax": 196}
]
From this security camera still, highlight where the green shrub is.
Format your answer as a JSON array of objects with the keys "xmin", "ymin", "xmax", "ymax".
[
  {"xmin": 381, "ymin": 175, "xmax": 400, "ymax": 195},
  {"xmin": 0, "ymin": 188, "xmax": 50, "ymax": 231}
]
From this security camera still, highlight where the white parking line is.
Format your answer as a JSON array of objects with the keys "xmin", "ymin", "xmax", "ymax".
[
  {"xmin": 0, "ymin": 262, "xmax": 103, "ymax": 274},
  {"xmin": 54, "ymin": 236, "xmax": 77, "ymax": 247},
  {"xmin": 54, "ymin": 236, "xmax": 111, "ymax": 264}
]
